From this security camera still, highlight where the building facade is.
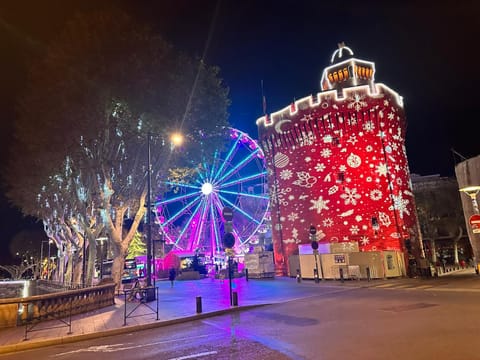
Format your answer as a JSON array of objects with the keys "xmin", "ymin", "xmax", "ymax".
[
  {"xmin": 257, "ymin": 45, "xmax": 422, "ymax": 275},
  {"xmin": 411, "ymin": 174, "xmax": 470, "ymax": 266}
]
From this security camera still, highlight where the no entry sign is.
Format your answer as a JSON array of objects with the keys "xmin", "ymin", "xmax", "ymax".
[
  {"xmin": 222, "ymin": 207, "xmax": 233, "ymax": 221},
  {"xmin": 469, "ymin": 214, "xmax": 480, "ymax": 234}
]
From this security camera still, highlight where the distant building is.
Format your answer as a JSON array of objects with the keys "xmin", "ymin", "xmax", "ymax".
[
  {"xmin": 411, "ymin": 174, "xmax": 471, "ymax": 265},
  {"xmin": 257, "ymin": 44, "xmax": 421, "ymax": 275}
]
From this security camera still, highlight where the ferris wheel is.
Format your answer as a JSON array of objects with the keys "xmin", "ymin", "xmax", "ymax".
[{"xmin": 155, "ymin": 128, "xmax": 269, "ymax": 256}]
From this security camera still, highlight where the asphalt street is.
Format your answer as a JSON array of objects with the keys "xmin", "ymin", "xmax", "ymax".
[{"xmin": 2, "ymin": 278, "xmax": 480, "ymax": 360}]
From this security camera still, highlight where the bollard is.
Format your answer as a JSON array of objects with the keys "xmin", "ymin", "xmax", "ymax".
[
  {"xmin": 339, "ymin": 267, "xmax": 344, "ymax": 283},
  {"xmin": 245, "ymin": 268, "xmax": 249, "ymax": 282},
  {"xmin": 296, "ymin": 269, "xmax": 301, "ymax": 283},
  {"xmin": 366, "ymin": 267, "xmax": 371, "ymax": 282},
  {"xmin": 196, "ymin": 296, "xmax": 202, "ymax": 313},
  {"xmin": 232, "ymin": 291, "xmax": 238, "ymax": 306}
]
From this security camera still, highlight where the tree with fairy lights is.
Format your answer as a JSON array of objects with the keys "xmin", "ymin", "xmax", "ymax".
[{"xmin": 5, "ymin": 9, "xmax": 230, "ymax": 288}]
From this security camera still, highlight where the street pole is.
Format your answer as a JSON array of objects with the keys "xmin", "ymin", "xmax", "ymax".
[
  {"xmin": 47, "ymin": 240, "xmax": 51, "ymax": 280},
  {"xmin": 152, "ymin": 239, "xmax": 156, "ymax": 285},
  {"xmin": 100, "ymin": 242, "xmax": 104, "ymax": 280},
  {"xmin": 314, "ymin": 249, "xmax": 319, "ymax": 283},
  {"xmin": 228, "ymin": 256, "xmax": 233, "ymax": 305},
  {"xmin": 82, "ymin": 235, "xmax": 86, "ymax": 287},
  {"xmin": 146, "ymin": 133, "xmax": 152, "ymax": 287},
  {"xmin": 40, "ymin": 241, "xmax": 44, "ymax": 279}
]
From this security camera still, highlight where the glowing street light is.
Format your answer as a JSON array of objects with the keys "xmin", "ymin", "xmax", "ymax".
[
  {"xmin": 459, "ymin": 186, "xmax": 480, "ymax": 213},
  {"xmin": 170, "ymin": 132, "xmax": 184, "ymax": 149}
]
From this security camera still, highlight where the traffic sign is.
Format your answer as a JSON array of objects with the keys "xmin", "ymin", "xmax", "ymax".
[
  {"xmin": 222, "ymin": 232, "xmax": 235, "ymax": 249},
  {"xmin": 309, "ymin": 225, "xmax": 317, "ymax": 235},
  {"xmin": 222, "ymin": 207, "xmax": 233, "ymax": 221},
  {"xmin": 469, "ymin": 214, "xmax": 480, "ymax": 234},
  {"xmin": 311, "ymin": 240, "xmax": 319, "ymax": 250}
]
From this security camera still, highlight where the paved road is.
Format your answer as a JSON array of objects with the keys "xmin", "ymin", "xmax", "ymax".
[{"xmin": 3, "ymin": 282, "xmax": 480, "ymax": 360}]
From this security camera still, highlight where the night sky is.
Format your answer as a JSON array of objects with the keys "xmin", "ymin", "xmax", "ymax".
[{"xmin": 0, "ymin": 0, "xmax": 478, "ymax": 262}]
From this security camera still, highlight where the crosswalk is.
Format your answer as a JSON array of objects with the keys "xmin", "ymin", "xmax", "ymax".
[
  {"xmin": 371, "ymin": 283, "xmax": 434, "ymax": 290},
  {"xmin": 368, "ymin": 282, "xmax": 480, "ymax": 293}
]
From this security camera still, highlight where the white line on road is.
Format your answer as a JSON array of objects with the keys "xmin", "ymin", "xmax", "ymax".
[
  {"xmin": 167, "ymin": 351, "xmax": 218, "ymax": 360},
  {"xmin": 53, "ymin": 334, "xmax": 212, "ymax": 357}
]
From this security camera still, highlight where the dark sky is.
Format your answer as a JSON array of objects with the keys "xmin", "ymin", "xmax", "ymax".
[{"xmin": 0, "ymin": 0, "xmax": 478, "ymax": 261}]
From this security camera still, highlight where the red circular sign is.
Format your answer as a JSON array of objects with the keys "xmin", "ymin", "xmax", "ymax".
[
  {"xmin": 222, "ymin": 207, "xmax": 233, "ymax": 221},
  {"xmin": 469, "ymin": 214, "xmax": 480, "ymax": 234}
]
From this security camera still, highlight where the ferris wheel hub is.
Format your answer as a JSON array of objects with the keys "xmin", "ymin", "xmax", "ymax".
[{"xmin": 201, "ymin": 182, "xmax": 214, "ymax": 195}]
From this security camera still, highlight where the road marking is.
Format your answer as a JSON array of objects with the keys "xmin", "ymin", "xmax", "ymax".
[
  {"xmin": 415, "ymin": 285, "xmax": 434, "ymax": 289},
  {"xmin": 425, "ymin": 287, "xmax": 480, "ymax": 293},
  {"xmin": 372, "ymin": 284, "xmax": 480, "ymax": 292},
  {"xmin": 374, "ymin": 283, "xmax": 397, "ymax": 288},
  {"xmin": 167, "ymin": 351, "xmax": 218, "ymax": 360},
  {"xmin": 53, "ymin": 334, "xmax": 211, "ymax": 357}
]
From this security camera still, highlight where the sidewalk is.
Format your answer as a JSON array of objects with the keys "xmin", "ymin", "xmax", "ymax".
[
  {"xmin": 0, "ymin": 276, "xmax": 339, "ymax": 354},
  {"xmin": 1, "ymin": 270, "xmax": 479, "ymax": 354}
]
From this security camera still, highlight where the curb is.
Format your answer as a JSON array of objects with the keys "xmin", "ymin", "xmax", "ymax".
[{"xmin": 0, "ymin": 304, "xmax": 268, "ymax": 355}]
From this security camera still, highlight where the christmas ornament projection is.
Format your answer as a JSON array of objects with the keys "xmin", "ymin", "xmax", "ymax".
[{"xmin": 257, "ymin": 44, "xmax": 420, "ymax": 275}]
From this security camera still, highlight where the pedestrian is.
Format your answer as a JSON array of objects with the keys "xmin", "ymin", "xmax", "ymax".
[{"xmin": 169, "ymin": 267, "xmax": 176, "ymax": 287}]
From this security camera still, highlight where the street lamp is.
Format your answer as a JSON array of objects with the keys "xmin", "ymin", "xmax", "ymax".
[
  {"xmin": 459, "ymin": 185, "xmax": 480, "ymax": 274},
  {"xmin": 459, "ymin": 186, "xmax": 480, "ymax": 213},
  {"xmin": 146, "ymin": 131, "xmax": 184, "ymax": 289}
]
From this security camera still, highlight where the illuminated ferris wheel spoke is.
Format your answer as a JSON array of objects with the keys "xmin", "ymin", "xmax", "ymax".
[
  {"xmin": 218, "ymin": 194, "xmax": 262, "ymax": 225},
  {"xmin": 196, "ymin": 162, "xmax": 210, "ymax": 183},
  {"xmin": 214, "ymin": 148, "xmax": 260, "ymax": 184},
  {"xmin": 218, "ymin": 189, "xmax": 268, "ymax": 200},
  {"xmin": 191, "ymin": 199, "xmax": 209, "ymax": 250},
  {"xmin": 173, "ymin": 199, "xmax": 204, "ymax": 247},
  {"xmin": 164, "ymin": 181, "xmax": 201, "ymax": 192},
  {"xmin": 160, "ymin": 196, "xmax": 202, "ymax": 227},
  {"xmin": 209, "ymin": 150, "xmax": 220, "ymax": 180},
  {"xmin": 213, "ymin": 136, "xmax": 241, "ymax": 181},
  {"xmin": 220, "ymin": 171, "xmax": 267, "ymax": 189},
  {"xmin": 156, "ymin": 190, "xmax": 200, "ymax": 207}
]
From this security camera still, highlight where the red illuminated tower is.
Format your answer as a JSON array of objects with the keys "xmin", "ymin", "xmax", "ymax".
[{"xmin": 257, "ymin": 44, "xmax": 422, "ymax": 275}]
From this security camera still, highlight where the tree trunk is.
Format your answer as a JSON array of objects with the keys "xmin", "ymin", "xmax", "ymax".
[
  {"xmin": 87, "ymin": 236, "xmax": 96, "ymax": 285},
  {"xmin": 110, "ymin": 232, "xmax": 128, "ymax": 289}
]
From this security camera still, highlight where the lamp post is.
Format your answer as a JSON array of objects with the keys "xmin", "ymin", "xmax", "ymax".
[
  {"xmin": 96, "ymin": 237, "xmax": 108, "ymax": 281},
  {"xmin": 146, "ymin": 131, "xmax": 184, "ymax": 288},
  {"xmin": 40, "ymin": 240, "xmax": 49, "ymax": 279},
  {"xmin": 459, "ymin": 185, "xmax": 480, "ymax": 274},
  {"xmin": 146, "ymin": 133, "xmax": 153, "ymax": 287},
  {"xmin": 47, "ymin": 240, "xmax": 53, "ymax": 280},
  {"xmin": 81, "ymin": 234, "xmax": 87, "ymax": 287}
]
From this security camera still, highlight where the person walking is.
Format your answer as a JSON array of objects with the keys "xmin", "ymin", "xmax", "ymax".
[{"xmin": 169, "ymin": 267, "xmax": 176, "ymax": 287}]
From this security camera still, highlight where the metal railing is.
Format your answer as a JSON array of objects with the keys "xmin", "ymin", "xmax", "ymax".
[{"xmin": 0, "ymin": 282, "xmax": 116, "ymax": 340}]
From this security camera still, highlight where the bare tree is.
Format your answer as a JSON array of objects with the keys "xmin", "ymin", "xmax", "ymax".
[{"xmin": 5, "ymin": 9, "xmax": 230, "ymax": 288}]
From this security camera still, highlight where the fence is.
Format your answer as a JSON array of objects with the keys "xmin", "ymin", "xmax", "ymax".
[{"xmin": 0, "ymin": 281, "xmax": 116, "ymax": 339}]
